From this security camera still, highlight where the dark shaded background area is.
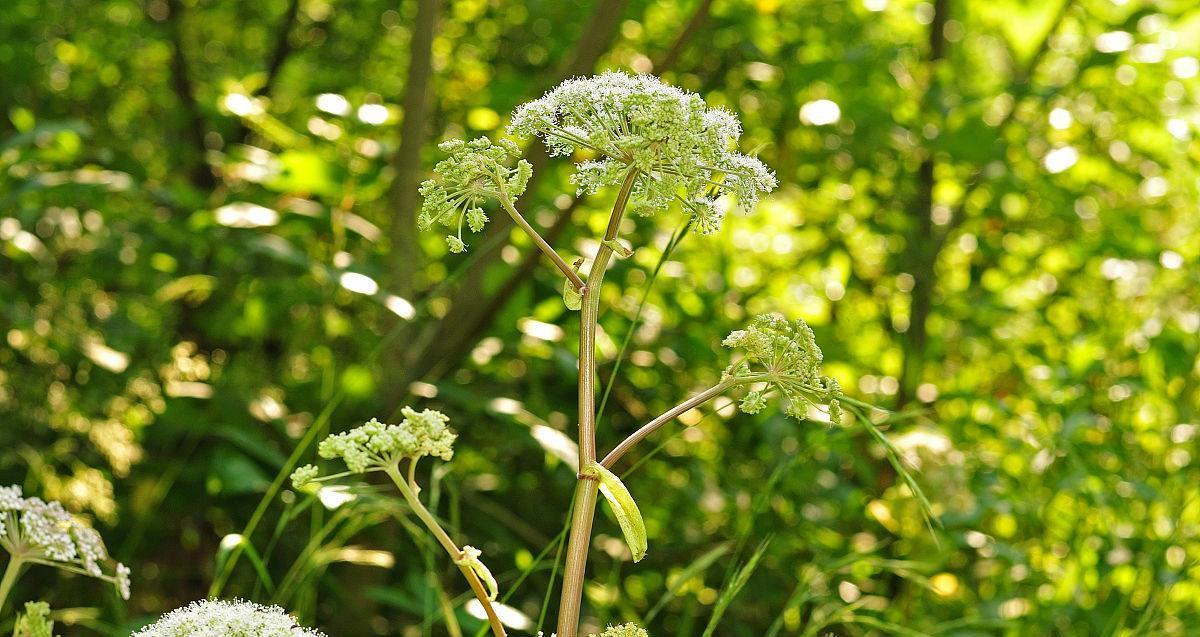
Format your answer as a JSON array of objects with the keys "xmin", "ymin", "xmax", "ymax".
[{"xmin": 1, "ymin": 0, "xmax": 1198, "ymax": 635}]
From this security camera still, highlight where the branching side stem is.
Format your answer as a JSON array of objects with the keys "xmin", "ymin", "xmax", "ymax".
[
  {"xmin": 499, "ymin": 190, "xmax": 585, "ymax": 290},
  {"xmin": 385, "ymin": 465, "xmax": 507, "ymax": 637},
  {"xmin": 556, "ymin": 166, "xmax": 639, "ymax": 637},
  {"xmin": 601, "ymin": 377, "xmax": 740, "ymax": 469}
]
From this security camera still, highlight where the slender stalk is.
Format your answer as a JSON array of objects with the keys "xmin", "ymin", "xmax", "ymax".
[
  {"xmin": 601, "ymin": 377, "xmax": 738, "ymax": 469},
  {"xmin": 384, "ymin": 466, "xmax": 507, "ymax": 637},
  {"xmin": 0, "ymin": 555, "xmax": 23, "ymax": 612},
  {"xmin": 499, "ymin": 191, "xmax": 585, "ymax": 290},
  {"xmin": 556, "ymin": 167, "xmax": 639, "ymax": 637}
]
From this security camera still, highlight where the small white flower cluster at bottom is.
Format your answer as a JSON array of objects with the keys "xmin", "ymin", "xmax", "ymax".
[{"xmin": 133, "ymin": 599, "xmax": 330, "ymax": 637}]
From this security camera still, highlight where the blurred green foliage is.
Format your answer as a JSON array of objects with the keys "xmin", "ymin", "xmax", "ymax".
[{"xmin": 1, "ymin": 0, "xmax": 1198, "ymax": 636}]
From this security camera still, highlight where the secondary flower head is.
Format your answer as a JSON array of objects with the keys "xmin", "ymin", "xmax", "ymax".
[
  {"xmin": 0, "ymin": 484, "xmax": 131, "ymax": 600},
  {"xmin": 590, "ymin": 623, "xmax": 649, "ymax": 637},
  {"xmin": 318, "ymin": 408, "xmax": 457, "ymax": 473},
  {"xmin": 132, "ymin": 599, "xmax": 329, "ymax": 637},
  {"xmin": 419, "ymin": 137, "xmax": 533, "ymax": 253},
  {"xmin": 508, "ymin": 71, "xmax": 777, "ymax": 233},
  {"xmin": 290, "ymin": 464, "xmax": 320, "ymax": 490},
  {"xmin": 13, "ymin": 602, "xmax": 57, "ymax": 637},
  {"xmin": 724, "ymin": 314, "xmax": 844, "ymax": 423}
]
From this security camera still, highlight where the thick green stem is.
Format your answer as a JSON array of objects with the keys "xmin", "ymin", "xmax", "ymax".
[
  {"xmin": 556, "ymin": 167, "xmax": 639, "ymax": 637},
  {"xmin": 385, "ymin": 466, "xmax": 507, "ymax": 637},
  {"xmin": 0, "ymin": 556, "xmax": 23, "ymax": 612}
]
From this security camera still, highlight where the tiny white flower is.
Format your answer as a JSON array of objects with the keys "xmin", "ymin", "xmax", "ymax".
[{"xmin": 116, "ymin": 562, "xmax": 132, "ymax": 600}]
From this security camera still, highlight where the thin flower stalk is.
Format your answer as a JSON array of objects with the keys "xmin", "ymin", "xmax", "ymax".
[
  {"xmin": 297, "ymin": 410, "xmax": 506, "ymax": 637},
  {"xmin": 382, "ymin": 464, "xmax": 507, "ymax": 637},
  {"xmin": 497, "ymin": 190, "xmax": 584, "ymax": 290},
  {"xmin": 601, "ymin": 377, "xmax": 740, "ymax": 469},
  {"xmin": 0, "ymin": 555, "xmax": 21, "ymax": 611}
]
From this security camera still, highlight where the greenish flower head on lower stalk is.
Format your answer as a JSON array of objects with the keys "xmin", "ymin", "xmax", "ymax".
[
  {"xmin": 538, "ymin": 624, "xmax": 649, "ymax": 637},
  {"xmin": 418, "ymin": 137, "xmax": 532, "ymax": 253},
  {"xmin": 591, "ymin": 624, "xmax": 649, "ymax": 637},
  {"xmin": 723, "ymin": 314, "xmax": 844, "ymax": 423},
  {"xmin": 133, "ymin": 599, "xmax": 329, "ymax": 637},
  {"xmin": 0, "ymin": 485, "xmax": 131, "ymax": 600},
  {"xmin": 13, "ymin": 602, "xmax": 57, "ymax": 637},
  {"xmin": 292, "ymin": 408, "xmax": 457, "ymax": 487},
  {"xmin": 508, "ymin": 71, "xmax": 777, "ymax": 234}
]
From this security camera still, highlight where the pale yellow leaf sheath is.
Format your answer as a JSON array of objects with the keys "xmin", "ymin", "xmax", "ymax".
[{"xmin": 583, "ymin": 461, "xmax": 648, "ymax": 562}]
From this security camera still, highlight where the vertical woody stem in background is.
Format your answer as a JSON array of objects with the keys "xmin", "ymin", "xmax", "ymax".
[
  {"xmin": 383, "ymin": 0, "xmax": 442, "ymax": 407},
  {"xmin": 388, "ymin": 0, "xmax": 442, "ymax": 297},
  {"xmin": 161, "ymin": 0, "xmax": 214, "ymax": 190},
  {"xmin": 897, "ymin": 0, "xmax": 948, "ymax": 409},
  {"xmin": 385, "ymin": 0, "xmax": 632, "ymax": 402},
  {"xmin": 556, "ymin": 168, "xmax": 639, "ymax": 637}
]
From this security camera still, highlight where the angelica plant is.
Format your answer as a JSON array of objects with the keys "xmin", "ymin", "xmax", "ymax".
[
  {"xmin": 411, "ymin": 71, "xmax": 836, "ymax": 637},
  {"xmin": 0, "ymin": 485, "xmax": 131, "ymax": 611},
  {"xmin": 294, "ymin": 71, "xmax": 847, "ymax": 637},
  {"xmin": 133, "ymin": 599, "xmax": 328, "ymax": 637}
]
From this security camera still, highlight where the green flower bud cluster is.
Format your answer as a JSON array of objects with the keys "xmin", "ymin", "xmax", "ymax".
[
  {"xmin": 508, "ymin": 71, "xmax": 777, "ymax": 233},
  {"xmin": 419, "ymin": 137, "xmax": 533, "ymax": 253},
  {"xmin": 316, "ymin": 408, "xmax": 457, "ymax": 473},
  {"xmin": 13, "ymin": 602, "xmax": 58, "ymax": 637},
  {"xmin": 590, "ymin": 623, "xmax": 649, "ymax": 637},
  {"xmin": 289, "ymin": 464, "xmax": 320, "ymax": 490},
  {"xmin": 723, "ymin": 314, "xmax": 844, "ymax": 423}
]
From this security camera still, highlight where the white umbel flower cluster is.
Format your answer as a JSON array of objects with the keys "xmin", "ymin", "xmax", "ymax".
[
  {"xmin": 133, "ymin": 599, "xmax": 329, "ymax": 637},
  {"xmin": 418, "ymin": 137, "xmax": 533, "ymax": 253},
  {"xmin": 0, "ymin": 484, "xmax": 131, "ymax": 600},
  {"xmin": 508, "ymin": 71, "xmax": 777, "ymax": 233}
]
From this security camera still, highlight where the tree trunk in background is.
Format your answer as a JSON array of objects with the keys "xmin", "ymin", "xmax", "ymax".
[
  {"xmin": 894, "ymin": 0, "xmax": 1072, "ymax": 408},
  {"xmin": 897, "ymin": 0, "xmax": 948, "ymax": 409},
  {"xmin": 388, "ymin": 0, "xmax": 441, "ymax": 298},
  {"xmin": 654, "ymin": 0, "xmax": 715, "ymax": 71},
  {"xmin": 162, "ymin": 0, "xmax": 215, "ymax": 190},
  {"xmin": 231, "ymin": 0, "xmax": 303, "ymax": 145},
  {"xmin": 384, "ymin": 0, "xmax": 632, "ymax": 406}
]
